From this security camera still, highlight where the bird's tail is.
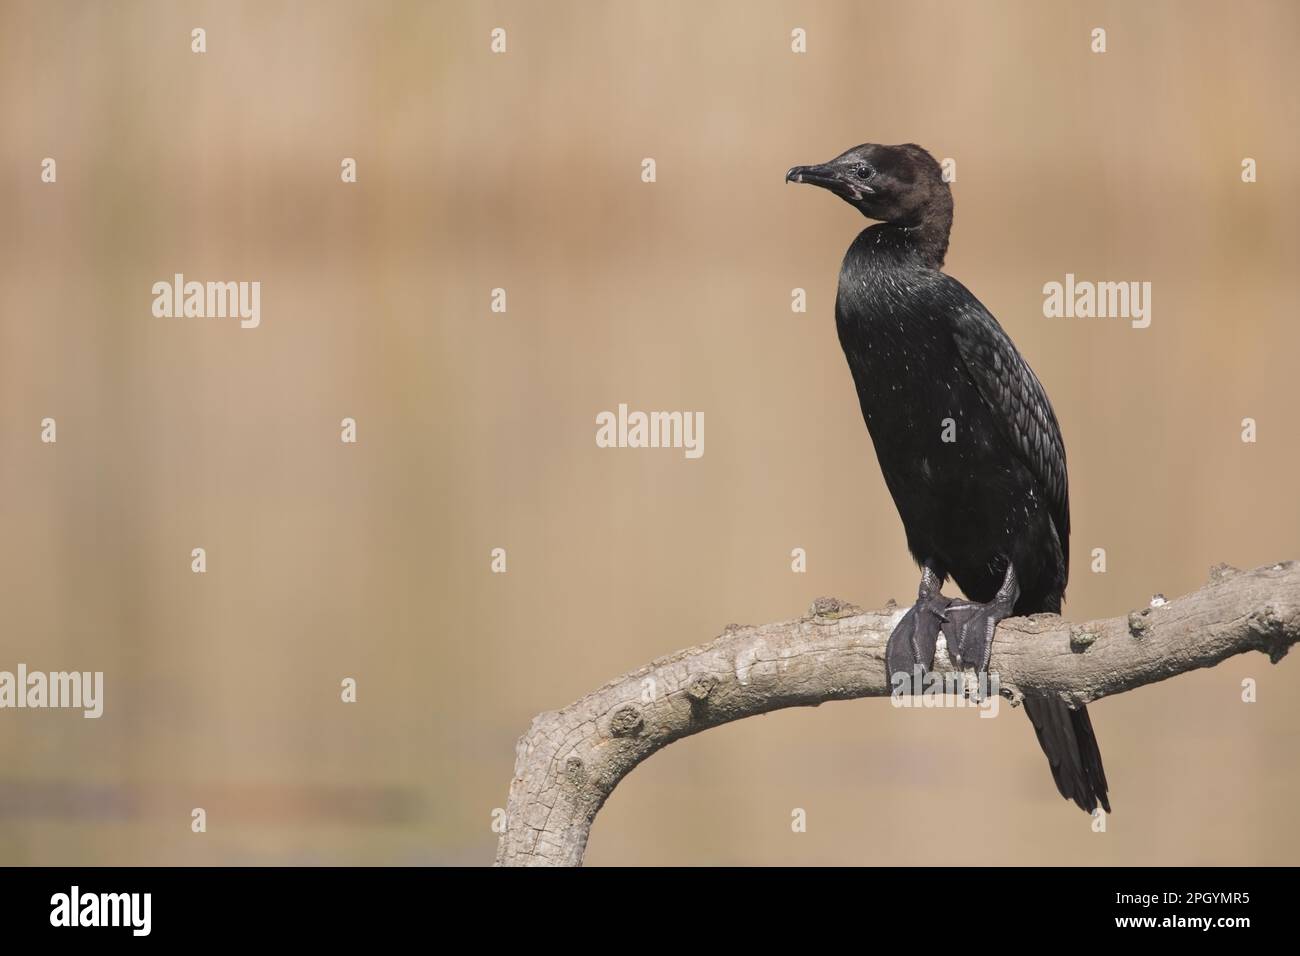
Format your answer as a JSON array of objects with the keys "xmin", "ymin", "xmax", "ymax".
[{"xmin": 1023, "ymin": 697, "xmax": 1110, "ymax": 814}]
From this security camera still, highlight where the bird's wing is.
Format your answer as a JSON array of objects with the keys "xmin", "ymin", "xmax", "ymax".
[{"xmin": 937, "ymin": 275, "xmax": 1071, "ymax": 576}]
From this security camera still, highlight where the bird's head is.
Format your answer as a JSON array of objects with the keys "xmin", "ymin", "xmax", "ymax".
[{"xmin": 786, "ymin": 143, "xmax": 950, "ymax": 226}]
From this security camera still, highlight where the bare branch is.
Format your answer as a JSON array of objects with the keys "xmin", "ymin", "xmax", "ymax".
[{"xmin": 494, "ymin": 560, "xmax": 1299, "ymax": 866}]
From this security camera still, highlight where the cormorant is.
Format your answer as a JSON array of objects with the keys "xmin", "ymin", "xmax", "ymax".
[{"xmin": 786, "ymin": 143, "xmax": 1109, "ymax": 814}]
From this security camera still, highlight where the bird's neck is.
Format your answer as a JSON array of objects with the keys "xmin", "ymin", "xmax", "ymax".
[{"xmin": 885, "ymin": 197, "xmax": 953, "ymax": 270}]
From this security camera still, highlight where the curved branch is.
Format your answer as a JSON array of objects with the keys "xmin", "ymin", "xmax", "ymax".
[{"xmin": 495, "ymin": 560, "xmax": 1299, "ymax": 866}]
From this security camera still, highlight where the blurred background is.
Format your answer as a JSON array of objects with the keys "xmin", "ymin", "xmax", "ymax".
[{"xmin": 0, "ymin": 0, "xmax": 1297, "ymax": 865}]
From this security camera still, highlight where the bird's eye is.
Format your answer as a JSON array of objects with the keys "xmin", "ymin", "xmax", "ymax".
[{"xmin": 854, "ymin": 165, "xmax": 874, "ymax": 180}]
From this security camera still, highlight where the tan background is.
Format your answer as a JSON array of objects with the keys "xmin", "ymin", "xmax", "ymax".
[{"xmin": 1, "ymin": 0, "xmax": 1297, "ymax": 866}]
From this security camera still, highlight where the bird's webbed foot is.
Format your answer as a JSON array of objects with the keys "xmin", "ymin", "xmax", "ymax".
[
  {"xmin": 943, "ymin": 562, "xmax": 1020, "ymax": 686},
  {"xmin": 885, "ymin": 566, "xmax": 954, "ymax": 695}
]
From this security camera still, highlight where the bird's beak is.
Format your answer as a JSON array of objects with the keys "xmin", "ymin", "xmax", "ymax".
[
  {"xmin": 786, "ymin": 164, "xmax": 838, "ymax": 188},
  {"xmin": 786, "ymin": 163, "xmax": 868, "ymax": 200}
]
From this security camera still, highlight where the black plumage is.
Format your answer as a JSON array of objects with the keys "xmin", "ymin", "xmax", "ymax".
[{"xmin": 787, "ymin": 143, "xmax": 1109, "ymax": 814}]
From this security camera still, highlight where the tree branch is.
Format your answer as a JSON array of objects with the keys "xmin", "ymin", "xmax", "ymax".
[{"xmin": 494, "ymin": 560, "xmax": 1299, "ymax": 866}]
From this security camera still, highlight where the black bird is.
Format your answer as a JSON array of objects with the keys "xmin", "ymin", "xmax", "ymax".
[{"xmin": 786, "ymin": 143, "xmax": 1109, "ymax": 814}]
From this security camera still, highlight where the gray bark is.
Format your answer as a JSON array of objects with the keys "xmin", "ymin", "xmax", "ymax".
[{"xmin": 495, "ymin": 560, "xmax": 1299, "ymax": 866}]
